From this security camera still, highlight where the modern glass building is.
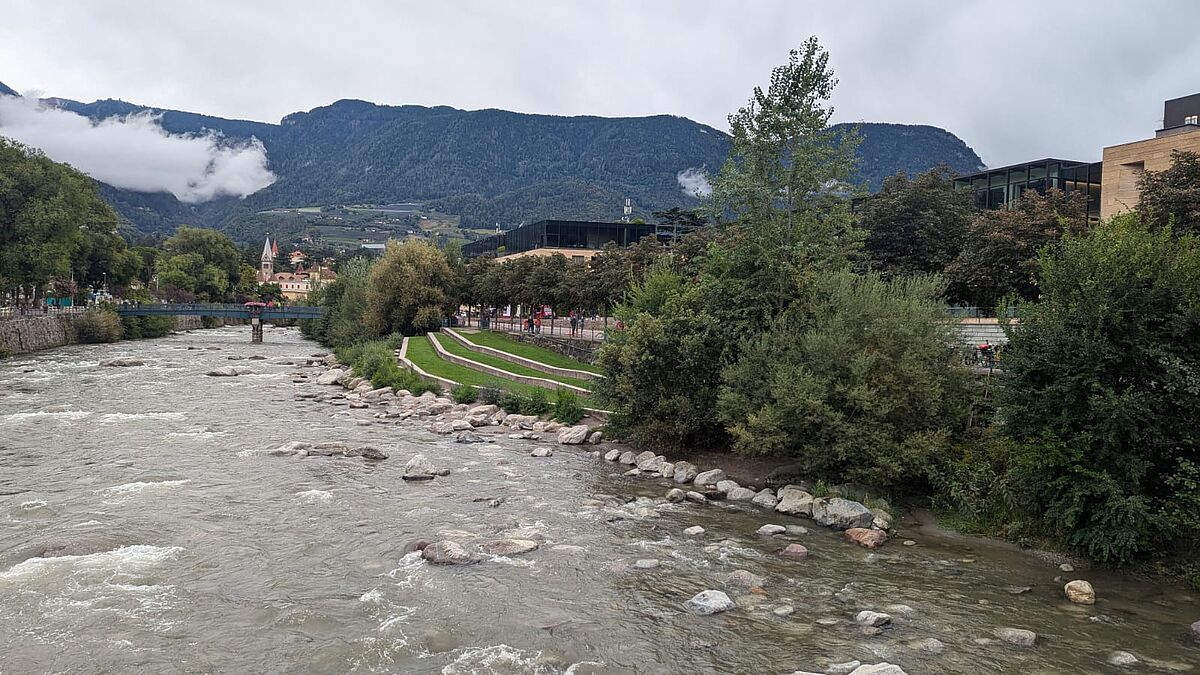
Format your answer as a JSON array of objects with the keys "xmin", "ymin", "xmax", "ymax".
[
  {"xmin": 952, "ymin": 158, "xmax": 1102, "ymax": 219},
  {"xmin": 462, "ymin": 220, "xmax": 668, "ymax": 259}
]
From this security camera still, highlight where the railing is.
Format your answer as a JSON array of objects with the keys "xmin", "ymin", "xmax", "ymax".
[
  {"xmin": 0, "ymin": 305, "xmax": 88, "ymax": 320},
  {"xmin": 115, "ymin": 303, "xmax": 327, "ymax": 320}
]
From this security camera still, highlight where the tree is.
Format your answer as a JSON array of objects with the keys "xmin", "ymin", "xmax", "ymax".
[
  {"xmin": 303, "ymin": 256, "xmax": 373, "ymax": 347},
  {"xmin": 861, "ymin": 165, "xmax": 973, "ymax": 278},
  {"xmin": 364, "ymin": 240, "xmax": 454, "ymax": 335},
  {"xmin": 946, "ymin": 188, "xmax": 1089, "ymax": 309},
  {"xmin": 998, "ymin": 215, "xmax": 1200, "ymax": 562},
  {"xmin": 1138, "ymin": 149, "xmax": 1200, "ymax": 235},
  {"xmin": 160, "ymin": 226, "xmax": 244, "ymax": 290}
]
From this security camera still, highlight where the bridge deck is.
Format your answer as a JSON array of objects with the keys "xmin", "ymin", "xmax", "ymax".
[{"xmin": 115, "ymin": 303, "xmax": 326, "ymax": 320}]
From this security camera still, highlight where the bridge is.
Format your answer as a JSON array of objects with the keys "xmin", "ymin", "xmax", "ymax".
[{"xmin": 116, "ymin": 303, "xmax": 326, "ymax": 343}]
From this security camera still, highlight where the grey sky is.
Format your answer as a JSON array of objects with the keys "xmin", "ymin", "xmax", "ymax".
[{"xmin": 2, "ymin": 1, "xmax": 1197, "ymax": 168}]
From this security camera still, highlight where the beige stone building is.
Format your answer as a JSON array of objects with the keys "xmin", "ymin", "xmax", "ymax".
[{"xmin": 1101, "ymin": 93, "xmax": 1200, "ymax": 219}]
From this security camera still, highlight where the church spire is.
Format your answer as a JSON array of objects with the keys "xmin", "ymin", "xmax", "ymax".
[{"xmin": 259, "ymin": 236, "xmax": 274, "ymax": 281}]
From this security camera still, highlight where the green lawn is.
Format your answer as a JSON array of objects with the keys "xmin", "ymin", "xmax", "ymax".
[
  {"xmin": 405, "ymin": 336, "xmax": 596, "ymax": 406},
  {"xmin": 435, "ymin": 334, "xmax": 592, "ymax": 390},
  {"xmin": 457, "ymin": 330, "xmax": 603, "ymax": 374}
]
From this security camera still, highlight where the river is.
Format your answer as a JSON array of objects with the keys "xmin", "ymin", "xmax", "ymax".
[{"xmin": 1, "ymin": 325, "xmax": 1198, "ymax": 674}]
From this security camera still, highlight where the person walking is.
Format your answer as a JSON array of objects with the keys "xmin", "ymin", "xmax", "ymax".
[{"xmin": 534, "ymin": 315, "xmax": 542, "ymax": 334}]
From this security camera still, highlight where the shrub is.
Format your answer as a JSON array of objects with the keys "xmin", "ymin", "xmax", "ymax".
[
  {"xmin": 553, "ymin": 389, "xmax": 584, "ymax": 425},
  {"xmin": 342, "ymin": 339, "xmax": 439, "ymax": 395},
  {"xmin": 500, "ymin": 391, "xmax": 526, "ymax": 414},
  {"xmin": 75, "ymin": 309, "xmax": 123, "ymax": 343},
  {"xmin": 451, "ymin": 383, "xmax": 478, "ymax": 404},
  {"xmin": 478, "ymin": 387, "xmax": 503, "ymax": 406},
  {"xmin": 521, "ymin": 388, "xmax": 551, "ymax": 416},
  {"xmin": 121, "ymin": 316, "xmax": 174, "ymax": 339}
]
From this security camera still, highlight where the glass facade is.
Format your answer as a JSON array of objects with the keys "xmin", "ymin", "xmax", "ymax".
[
  {"xmin": 953, "ymin": 158, "xmax": 1102, "ymax": 219},
  {"xmin": 462, "ymin": 220, "xmax": 663, "ymax": 258}
]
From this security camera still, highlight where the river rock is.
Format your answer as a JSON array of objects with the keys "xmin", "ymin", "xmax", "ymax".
[
  {"xmin": 467, "ymin": 404, "xmax": 498, "ymax": 417},
  {"xmin": 268, "ymin": 441, "xmax": 311, "ymax": 456},
  {"xmin": 775, "ymin": 489, "xmax": 815, "ymax": 517},
  {"xmin": 715, "ymin": 479, "xmax": 740, "ymax": 494},
  {"xmin": 1064, "ymin": 579, "xmax": 1095, "ymax": 605},
  {"xmin": 604, "ymin": 449, "xmax": 622, "ymax": 462},
  {"xmin": 685, "ymin": 491, "xmax": 708, "ymax": 504},
  {"xmin": 826, "ymin": 663, "xmax": 861, "ymax": 675},
  {"xmin": 684, "ymin": 589, "xmax": 735, "ymax": 615},
  {"xmin": 633, "ymin": 558, "xmax": 660, "ymax": 570},
  {"xmin": 911, "ymin": 637, "xmax": 945, "ymax": 654},
  {"xmin": 421, "ymin": 540, "xmax": 480, "ymax": 565},
  {"xmin": 206, "ymin": 366, "xmax": 240, "ymax": 377},
  {"xmin": 812, "ymin": 498, "xmax": 874, "ymax": 530},
  {"xmin": 848, "ymin": 665, "xmax": 908, "ymax": 675},
  {"xmin": 781, "ymin": 543, "xmax": 809, "ymax": 560},
  {"xmin": 870, "ymin": 508, "xmax": 894, "ymax": 531},
  {"xmin": 751, "ymin": 488, "xmax": 779, "ymax": 509},
  {"xmin": 726, "ymin": 487, "xmax": 756, "ymax": 501},
  {"xmin": 665, "ymin": 488, "xmax": 686, "ymax": 503},
  {"xmin": 100, "ymin": 357, "xmax": 144, "ymax": 367},
  {"xmin": 556, "ymin": 425, "xmax": 590, "ymax": 444},
  {"xmin": 455, "ymin": 431, "xmax": 485, "ymax": 444},
  {"xmin": 993, "ymin": 627, "xmax": 1037, "ymax": 647},
  {"xmin": 1192, "ymin": 619, "xmax": 1200, "ymax": 643},
  {"xmin": 683, "ymin": 525, "xmax": 705, "ymax": 535},
  {"xmin": 725, "ymin": 569, "xmax": 765, "ymax": 590},
  {"xmin": 757, "ymin": 524, "xmax": 786, "ymax": 536},
  {"xmin": 530, "ymin": 447, "xmax": 553, "ymax": 457},
  {"xmin": 588, "ymin": 431, "xmax": 603, "ymax": 444},
  {"xmin": 354, "ymin": 445, "xmax": 388, "ymax": 460},
  {"xmin": 403, "ymin": 453, "xmax": 438, "ymax": 480},
  {"xmin": 659, "ymin": 461, "xmax": 674, "ymax": 479},
  {"xmin": 672, "ymin": 461, "xmax": 699, "ymax": 484},
  {"xmin": 855, "ymin": 610, "xmax": 891, "ymax": 627},
  {"xmin": 637, "ymin": 455, "xmax": 664, "ymax": 472},
  {"xmin": 1108, "ymin": 651, "xmax": 1138, "ymax": 667},
  {"xmin": 316, "ymin": 369, "xmax": 344, "ymax": 385},
  {"xmin": 618, "ymin": 451, "xmax": 637, "ymax": 465},
  {"xmin": 481, "ymin": 539, "xmax": 539, "ymax": 556},
  {"xmin": 694, "ymin": 469, "xmax": 726, "ymax": 486},
  {"xmin": 846, "ymin": 527, "xmax": 888, "ymax": 549}
]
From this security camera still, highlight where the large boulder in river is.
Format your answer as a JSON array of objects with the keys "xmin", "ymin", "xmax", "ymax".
[
  {"xmin": 206, "ymin": 366, "xmax": 240, "ymax": 377},
  {"xmin": 1064, "ymin": 579, "xmax": 1095, "ymax": 605},
  {"xmin": 751, "ymin": 489, "xmax": 779, "ymax": 509},
  {"xmin": 403, "ymin": 454, "xmax": 438, "ymax": 481},
  {"xmin": 100, "ymin": 357, "xmax": 143, "ymax": 367},
  {"xmin": 775, "ymin": 489, "xmax": 815, "ymax": 517},
  {"xmin": 557, "ymin": 425, "xmax": 591, "ymax": 444},
  {"xmin": 811, "ymin": 497, "xmax": 874, "ymax": 530},
  {"xmin": 846, "ymin": 527, "xmax": 888, "ymax": 549},
  {"xmin": 693, "ymin": 469, "xmax": 726, "ymax": 486},
  {"xmin": 672, "ymin": 461, "xmax": 699, "ymax": 484},
  {"xmin": 726, "ymin": 487, "xmax": 757, "ymax": 501},
  {"xmin": 684, "ymin": 589, "xmax": 735, "ymax": 615},
  {"xmin": 421, "ymin": 540, "xmax": 480, "ymax": 565},
  {"xmin": 316, "ymin": 369, "xmax": 344, "ymax": 385}
]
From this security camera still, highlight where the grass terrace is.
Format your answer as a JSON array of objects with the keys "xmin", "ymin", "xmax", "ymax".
[
  {"xmin": 457, "ymin": 330, "xmax": 603, "ymax": 374},
  {"xmin": 435, "ymin": 334, "xmax": 592, "ymax": 390}
]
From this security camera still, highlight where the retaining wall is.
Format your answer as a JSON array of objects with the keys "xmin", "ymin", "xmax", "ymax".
[{"xmin": 0, "ymin": 314, "xmax": 216, "ymax": 356}]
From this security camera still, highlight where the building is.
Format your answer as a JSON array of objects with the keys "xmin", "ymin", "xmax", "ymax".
[
  {"xmin": 256, "ymin": 237, "xmax": 335, "ymax": 301},
  {"xmin": 1100, "ymin": 93, "xmax": 1200, "ymax": 219},
  {"xmin": 462, "ymin": 219, "xmax": 686, "ymax": 261},
  {"xmin": 952, "ymin": 158, "xmax": 1103, "ymax": 220}
]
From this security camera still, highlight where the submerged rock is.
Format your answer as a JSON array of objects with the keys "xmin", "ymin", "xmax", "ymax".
[
  {"xmin": 683, "ymin": 525, "xmax": 705, "ymax": 536},
  {"xmin": 993, "ymin": 627, "xmax": 1037, "ymax": 647},
  {"xmin": 421, "ymin": 540, "xmax": 480, "ymax": 565},
  {"xmin": 780, "ymin": 543, "xmax": 809, "ymax": 560},
  {"xmin": 812, "ymin": 498, "xmax": 874, "ymax": 530},
  {"xmin": 1108, "ymin": 651, "xmax": 1138, "ymax": 667},
  {"xmin": 480, "ymin": 539, "xmax": 539, "ymax": 556},
  {"xmin": 632, "ymin": 558, "xmax": 660, "ymax": 570},
  {"xmin": 684, "ymin": 589, "xmax": 735, "ymax": 615},
  {"xmin": 100, "ymin": 357, "xmax": 143, "ymax": 367},
  {"xmin": 757, "ymin": 524, "xmax": 786, "ymax": 536},
  {"xmin": 1064, "ymin": 579, "xmax": 1095, "ymax": 605},
  {"xmin": 846, "ymin": 527, "xmax": 888, "ymax": 549},
  {"xmin": 725, "ymin": 569, "xmax": 765, "ymax": 590},
  {"xmin": 206, "ymin": 366, "xmax": 240, "ymax": 377}
]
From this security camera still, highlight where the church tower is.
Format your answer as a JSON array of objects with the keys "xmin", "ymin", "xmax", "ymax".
[{"xmin": 259, "ymin": 236, "xmax": 274, "ymax": 281}]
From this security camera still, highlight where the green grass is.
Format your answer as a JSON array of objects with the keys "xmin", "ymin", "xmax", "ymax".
[
  {"xmin": 406, "ymin": 336, "xmax": 597, "ymax": 407},
  {"xmin": 435, "ymin": 334, "xmax": 592, "ymax": 390},
  {"xmin": 457, "ymin": 330, "xmax": 602, "ymax": 374}
]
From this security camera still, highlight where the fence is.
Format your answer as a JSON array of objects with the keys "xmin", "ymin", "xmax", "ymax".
[{"xmin": 0, "ymin": 305, "xmax": 87, "ymax": 320}]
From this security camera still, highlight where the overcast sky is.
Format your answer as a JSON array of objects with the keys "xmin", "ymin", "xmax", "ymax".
[{"xmin": 2, "ymin": 1, "xmax": 1198, "ymax": 168}]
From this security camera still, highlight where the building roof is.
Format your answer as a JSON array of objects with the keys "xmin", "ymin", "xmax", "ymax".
[{"xmin": 953, "ymin": 158, "xmax": 1095, "ymax": 182}]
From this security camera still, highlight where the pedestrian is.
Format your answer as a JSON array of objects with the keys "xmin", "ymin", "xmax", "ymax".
[
  {"xmin": 569, "ymin": 315, "xmax": 577, "ymax": 336},
  {"xmin": 535, "ymin": 315, "xmax": 542, "ymax": 334}
]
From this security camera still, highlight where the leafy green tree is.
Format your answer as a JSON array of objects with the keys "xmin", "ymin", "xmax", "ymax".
[
  {"xmin": 160, "ymin": 226, "xmax": 245, "ymax": 291},
  {"xmin": 861, "ymin": 165, "xmax": 973, "ymax": 278},
  {"xmin": 303, "ymin": 256, "xmax": 373, "ymax": 347},
  {"xmin": 364, "ymin": 240, "xmax": 454, "ymax": 335},
  {"xmin": 1138, "ymin": 149, "xmax": 1200, "ymax": 235},
  {"xmin": 999, "ymin": 215, "xmax": 1200, "ymax": 562}
]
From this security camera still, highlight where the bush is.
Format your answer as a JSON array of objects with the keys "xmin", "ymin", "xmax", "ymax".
[
  {"xmin": 75, "ymin": 309, "xmax": 123, "ymax": 343},
  {"xmin": 343, "ymin": 339, "xmax": 439, "ymax": 395},
  {"xmin": 451, "ymin": 383, "xmax": 478, "ymax": 404},
  {"xmin": 121, "ymin": 315, "xmax": 175, "ymax": 339},
  {"xmin": 478, "ymin": 387, "xmax": 503, "ymax": 406},
  {"xmin": 553, "ymin": 389, "xmax": 585, "ymax": 425},
  {"xmin": 500, "ymin": 391, "xmax": 526, "ymax": 414},
  {"xmin": 521, "ymin": 388, "xmax": 551, "ymax": 416}
]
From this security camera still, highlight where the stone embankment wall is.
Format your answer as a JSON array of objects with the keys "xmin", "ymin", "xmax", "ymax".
[
  {"xmin": 0, "ymin": 314, "xmax": 214, "ymax": 356},
  {"xmin": 505, "ymin": 332, "xmax": 599, "ymax": 363}
]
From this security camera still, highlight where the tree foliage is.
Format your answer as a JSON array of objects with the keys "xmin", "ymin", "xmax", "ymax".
[
  {"xmin": 365, "ymin": 240, "xmax": 455, "ymax": 336},
  {"xmin": 1138, "ymin": 149, "xmax": 1200, "ymax": 236},
  {"xmin": 861, "ymin": 165, "xmax": 973, "ymax": 278}
]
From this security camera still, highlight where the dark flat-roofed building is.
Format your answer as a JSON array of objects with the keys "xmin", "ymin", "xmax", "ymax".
[
  {"xmin": 952, "ymin": 158, "xmax": 1103, "ymax": 219},
  {"xmin": 462, "ymin": 219, "xmax": 683, "ymax": 261}
]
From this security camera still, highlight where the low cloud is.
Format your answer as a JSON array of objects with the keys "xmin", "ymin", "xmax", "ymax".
[
  {"xmin": 676, "ymin": 167, "xmax": 712, "ymax": 198},
  {"xmin": 0, "ymin": 94, "xmax": 275, "ymax": 203}
]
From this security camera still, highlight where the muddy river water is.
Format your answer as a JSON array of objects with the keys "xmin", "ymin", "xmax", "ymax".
[{"xmin": 1, "ymin": 325, "xmax": 1198, "ymax": 674}]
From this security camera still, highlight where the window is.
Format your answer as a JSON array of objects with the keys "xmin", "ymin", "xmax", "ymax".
[{"xmin": 1186, "ymin": 115, "xmax": 1199, "ymax": 125}]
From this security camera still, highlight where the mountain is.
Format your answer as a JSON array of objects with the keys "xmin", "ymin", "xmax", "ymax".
[
  {"xmin": 0, "ymin": 81, "xmax": 16, "ymax": 97},
  {"xmin": 3, "ymin": 90, "xmax": 985, "ymax": 240}
]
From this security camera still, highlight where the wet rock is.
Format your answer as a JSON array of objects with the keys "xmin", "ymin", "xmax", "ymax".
[
  {"xmin": 1059, "ymin": 562, "xmax": 1074, "ymax": 572},
  {"xmin": 848, "ymin": 665, "xmax": 908, "ymax": 675},
  {"xmin": 433, "ymin": 468, "xmax": 451, "ymax": 476},
  {"xmin": 694, "ymin": 469, "xmax": 726, "ymax": 486},
  {"xmin": 757, "ymin": 524, "xmax": 786, "ymax": 536},
  {"xmin": 846, "ymin": 527, "xmax": 888, "ymax": 549},
  {"xmin": 556, "ymin": 425, "xmax": 590, "ymax": 444},
  {"xmin": 480, "ymin": 539, "xmax": 539, "ymax": 556},
  {"xmin": 659, "ymin": 461, "xmax": 675, "ymax": 479},
  {"xmin": 785, "ymin": 525, "xmax": 808, "ymax": 535},
  {"xmin": 725, "ymin": 569, "xmax": 765, "ymax": 590},
  {"xmin": 751, "ymin": 488, "xmax": 779, "ymax": 509},
  {"xmin": 455, "ymin": 431, "xmax": 486, "ymax": 444},
  {"xmin": 870, "ymin": 508, "xmax": 894, "ymax": 531},
  {"xmin": 206, "ymin": 366, "xmax": 241, "ymax": 377},
  {"xmin": 351, "ymin": 444, "xmax": 385, "ymax": 460},
  {"xmin": 1108, "ymin": 651, "xmax": 1138, "ymax": 667},
  {"xmin": 637, "ymin": 455, "xmax": 665, "ymax": 472},
  {"xmin": 726, "ymin": 487, "xmax": 757, "ymax": 501},
  {"xmin": 665, "ymin": 488, "xmax": 686, "ymax": 503},
  {"xmin": 685, "ymin": 491, "xmax": 709, "ymax": 504},
  {"xmin": 1064, "ymin": 579, "xmax": 1095, "ymax": 605},
  {"xmin": 902, "ymin": 540, "xmax": 917, "ymax": 546},
  {"xmin": 603, "ymin": 449, "xmax": 622, "ymax": 462},
  {"xmin": 268, "ymin": 441, "xmax": 311, "ymax": 456},
  {"xmin": 632, "ymin": 558, "xmax": 660, "ymax": 570},
  {"xmin": 618, "ymin": 451, "xmax": 637, "ymax": 465},
  {"xmin": 781, "ymin": 543, "xmax": 809, "ymax": 560},
  {"xmin": 316, "ymin": 369, "xmax": 344, "ymax": 385},
  {"xmin": 683, "ymin": 525, "xmax": 705, "ymax": 536},
  {"xmin": 304, "ymin": 444, "xmax": 345, "ymax": 457},
  {"xmin": 883, "ymin": 604, "xmax": 916, "ymax": 618},
  {"xmin": 684, "ymin": 589, "xmax": 735, "ymax": 615},
  {"xmin": 855, "ymin": 610, "xmax": 892, "ymax": 627},
  {"xmin": 672, "ymin": 461, "xmax": 699, "ymax": 484},
  {"xmin": 421, "ymin": 540, "xmax": 480, "ymax": 565},
  {"xmin": 402, "ymin": 539, "xmax": 431, "ymax": 554},
  {"xmin": 588, "ymin": 431, "xmax": 603, "ymax": 444},
  {"xmin": 100, "ymin": 357, "xmax": 143, "ymax": 367},
  {"xmin": 403, "ymin": 453, "xmax": 438, "ymax": 481},
  {"xmin": 773, "ymin": 605, "xmax": 795, "ymax": 617},
  {"xmin": 993, "ymin": 627, "xmax": 1037, "ymax": 647},
  {"xmin": 826, "ymin": 662, "xmax": 861, "ymax": 675},
  {"xmin": 775, "ymin": 489, "xmax": 815, "ymax": 517},
  {"xmin": 910, "ymin": 637, "xmax": 945, "ymax": 654},
  {"xmin": 1191, "ymin": 619, "xmax": 1200, "ymax": 643},
  {"xmin": 715, "ymin": 479, "xmax": 740, "ymax": 494},
  {"xmin": 812, "ymin": 497, "xmax": 874, "ymax": 530},
  {"xmin": 530, "ymin": 447, "xmax": 553, "ymax": 457}
]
